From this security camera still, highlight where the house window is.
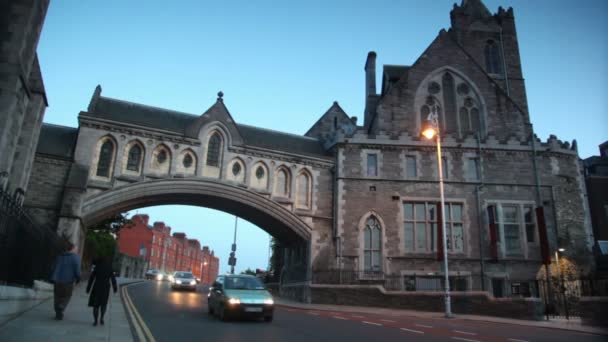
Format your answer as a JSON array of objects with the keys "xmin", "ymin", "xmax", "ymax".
[
  {"xmin": 403, "ymin": 202, "xmax": 464, "ymax": 253},
  {"xmin": 296, "ymin": 171, "xmax": 312, "ymax": 209},
  {"xmin": 485, "ymin": 40, "xmax": 503, "ymax": 74},
  {"xmin": 524, "ymin": 206, "xmax": 535, "ymax": 243},
  {"xmin": 126, "ymin": 144, "xmax": 142, "ymax": 172},
  {"xmin": 406, "ymin": 156, "xmax": 417, "ymax": 178},
  {"xmin": 96, "ymin": 140, "xmax": 114, "ymax": 177},
  {"xmin": 502, "ymin": 205, "xmax": 521, "ymax": 255},
  {"xmin": 206, "ymin": 133, "xmax": 221, "ymax": 167},
  {"xmin": 363, "ymin": 217, "xmax": 382, "ymax": 272},
  {"xmin": 367, "ymin": 154, "xmax": 377, "ymax": 177},
  {"xmin": 466, "ymin": 158, "xmax": 480, "ymax": 180}
]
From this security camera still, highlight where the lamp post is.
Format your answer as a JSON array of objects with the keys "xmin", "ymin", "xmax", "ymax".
[
  {"xmin": 422, "ymin": 105, "xmax": 452, "ymax": 318},
  {"xmin": 555, "ymin": 248, "xmax": 568, "ymax": 319}
]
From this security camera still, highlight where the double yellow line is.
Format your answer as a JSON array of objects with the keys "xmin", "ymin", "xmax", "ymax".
[{"xmin": 122, "ymin": 282, "xmax": 157, "ymax": 342}]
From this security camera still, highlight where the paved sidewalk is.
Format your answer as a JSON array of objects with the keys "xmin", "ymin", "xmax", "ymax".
[
  {"xmin": 275, "ymin": 298, "xmax": 608, "ymax": 336},
  {"xmin": 0, "ymin": 278, "xmax": 142, "ymax": 342}
]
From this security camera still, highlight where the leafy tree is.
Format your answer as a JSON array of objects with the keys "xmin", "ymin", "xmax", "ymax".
[
  {"xmin": 267, "ymin": 237, "xmax": 284, "ymax": 282},
  {"xmin": 83, "ymin": 212, "xmax": 132, "ymax": 269},
  {"xmin": 240, "ymin": 268, "xmax": 256, "ymax": 276}
]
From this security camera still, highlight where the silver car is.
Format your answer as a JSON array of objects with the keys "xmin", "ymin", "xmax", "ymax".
[{"xmin": 170, "ymin": 271, "xmax": 197, "ymax": 291}]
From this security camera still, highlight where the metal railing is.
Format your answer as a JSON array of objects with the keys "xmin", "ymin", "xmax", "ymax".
[{"xmin": 0, "ymin": 188, "xmax": 64, "ymax": 287}]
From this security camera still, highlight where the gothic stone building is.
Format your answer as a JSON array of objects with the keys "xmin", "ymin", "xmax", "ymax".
[{"xmin": 5, "ymin": 0, "xmax": 596, "ymax": 299}]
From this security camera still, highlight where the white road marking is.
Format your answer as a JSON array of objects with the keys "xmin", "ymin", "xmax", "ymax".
[
  {"xmin": 363, "ymin": 321, "xmax": 383, "ymax": 326},
  {"xmin": 400, "ymin": 328, "xmax": 424, "ymax": 334},
  {"xmin": 451, "ymin": 337, "xmax": 480, "ymax": 342},
  {"xmin": 380, "ymin": 319, "xmax": 396, "ymax": 323},
  {"xmin": 453, "ymin": 330, "xmax": 477, "ymax": 335},
  {"xmin": 508, "ymin": 339, "xmax": 529, "ymax": 342},
  {"xmin": 332, "ymin": 316, "xmax": 349, "ymax": 320},
  {"xmin": 415, "ymin": 323, "xmax": 433, "ymax": 328},
  {"xmin": 308, "ymin": 312, "xmax": 320, "ymax": 316}
]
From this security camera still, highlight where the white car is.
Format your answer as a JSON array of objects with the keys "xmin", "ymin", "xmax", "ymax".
[{"xmin": 170, "ymin": 271, "xmax": 197, "ymax": 291}]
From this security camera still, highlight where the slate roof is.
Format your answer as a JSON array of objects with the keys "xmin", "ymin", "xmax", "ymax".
[
  {"xmin": 36, "ymin": 124, "xmax": 78, "ymax": 158},
  {"xmin": 85, "ymin": 96, "xmax": 330, "ymax": 158}
]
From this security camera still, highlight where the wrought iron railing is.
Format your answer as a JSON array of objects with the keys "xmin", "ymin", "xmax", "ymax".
[{"xmin": 0, "ymin": 188, "xmax": 64, "ymax": 287}]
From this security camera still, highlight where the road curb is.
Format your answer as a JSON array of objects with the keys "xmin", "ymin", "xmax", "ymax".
[{"xmin": 121, "ymin": 281, "xmax": 157, "ymax": 342}]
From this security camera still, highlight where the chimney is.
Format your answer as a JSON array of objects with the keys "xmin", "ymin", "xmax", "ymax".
[
  {"xmin": 364, "ymin": 51, "xmax": 377, "ymax": 99},
  {"xmin": 153, "ymin": 222, "xmax": 165, "ymax": 231}
]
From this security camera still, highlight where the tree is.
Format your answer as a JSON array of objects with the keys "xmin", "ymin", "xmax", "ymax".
[
  {"xmin": 240, "ymin": 268, "xmax": 256, "ymax": 276},
  {"xmin": 83, "ymin": 212, "xmax": 133, "ymax": 269},
  {"xmin": 267, "ymin": 237, "xmax": 284, "ymax": 282}
]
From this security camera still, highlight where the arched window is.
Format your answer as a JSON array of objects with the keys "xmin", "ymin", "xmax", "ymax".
[
  {"xmin": 274, "ymin": 168, "xmax": 290, "ymax": 197},
  {"xmin": 96, "ymin": 140, "xmax": 114, "ymax": 177},
  {"xmin": 296, "ymin": 171, "xmax": 311, "ymax": 209},
  {"xmin": 485, "ymin": 40, "xmax": 502, "ymax": 74},
  {"xmin": 183, "ymin": 154, "xmax": 193, "ymax": 168},
  {"xmin": 227, "ymin": 158, "xmax": 245, "ymax": 183},
  {"xmin": 126, "ymin": 144, "xmax": 142, "ymax": 172},
  {"xmin": 363, "ymin": 216, "xmax": 382, "ymax": 272},
  {"xmin": 251, "ymin": 162, "xmax": 269, "ymax": 190},
  {"xmin": 206, "ymin": 133, "xmax": 222, "ymax": 167},
  {"xmin": 442, "ymin": 72, "xmax": 457, "ymax": 132}
]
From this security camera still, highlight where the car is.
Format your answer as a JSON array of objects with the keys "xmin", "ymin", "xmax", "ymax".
[
  {"xmin": 207, "ymin": 274, "xmax": 274, "ymax": 322},
  {"xmin": 170, "ymin": 271, "xmax": 197, "ymax": 291},
  {"xmin": 145, "ymin": 269, "xmax": 159, "ymax": 280}
]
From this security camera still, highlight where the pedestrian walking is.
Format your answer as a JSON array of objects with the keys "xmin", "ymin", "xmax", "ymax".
[
  {"xmin": 86, "ymin": 257, "xmax": 117, "ymax": 326},
  {"xmin": 49, "ymin": 240, "xmax": 81, "ymax": 320}
]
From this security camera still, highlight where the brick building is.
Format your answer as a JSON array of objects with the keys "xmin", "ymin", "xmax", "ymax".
[{"xmin": 117, "ymin": 214, "xmax": 219, "ymax": 281}]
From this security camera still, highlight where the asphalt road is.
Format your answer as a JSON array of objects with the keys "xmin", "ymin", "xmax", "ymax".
[{"xmin": 126, "ymin": 281, "xmax": 605, "ymax": 342}]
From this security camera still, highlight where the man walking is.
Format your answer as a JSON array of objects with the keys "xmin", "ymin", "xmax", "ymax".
[{"xmin": 50, "ymin": 240, "xmax": 81, "ymax": 320}]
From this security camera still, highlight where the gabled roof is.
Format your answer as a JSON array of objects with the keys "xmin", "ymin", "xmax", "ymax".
[
  {"xmin": 82, "ymin": 94, "xmax": 330, "ymax": 159},
  {"xmin": 304, "ymin": 101, "xmax": 351, "ymax": 137},
  {"xmin": 36, "ymin": 124, "xmax": 78, "ymax": 159}
]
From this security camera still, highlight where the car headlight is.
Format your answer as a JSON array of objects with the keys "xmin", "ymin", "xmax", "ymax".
[
  {"xmin": 228, "ymin": 298, "xmax": 240, "ymax": 305},
  {"xmin": 190, "ymin": 280, "xmax": 196, "ymax": 285},
  {"xmin": 156, "ymin": 274, "xmax": 162, "ymax": 280},
  {"xmin": 169, "ymin": 276, "xmax": 174, "ymax": 281},
  {"xmin": 264, "ymin": 299, "xmax": 274, "ymax": 305},
  {"xmin": 176, "ymin": 280, "xmax": 182, "ymax": 284}
]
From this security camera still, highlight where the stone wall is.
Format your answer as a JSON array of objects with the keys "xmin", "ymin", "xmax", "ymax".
[
  {"xmin": 310, "ymin": 285, "xmax": 544, "ymax": 320},
  {"xmin": 579, "ymin": 297, "xmax": 608, "ymax": 327}
]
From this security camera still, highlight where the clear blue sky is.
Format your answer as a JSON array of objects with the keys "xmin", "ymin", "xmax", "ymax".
[{"xmin": 37, "ymin": 0, "xmax": 607, "ymax": 274}]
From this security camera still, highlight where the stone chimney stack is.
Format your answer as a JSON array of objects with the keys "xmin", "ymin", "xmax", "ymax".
[{"xmin": 364, "ymin": 51, "xmax": 377, "ymax": 99}]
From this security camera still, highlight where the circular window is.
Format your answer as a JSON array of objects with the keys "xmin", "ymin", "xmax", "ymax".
[
  {"xmin": 157, "ymin": 150, "xmax": 167, "ymax": 164},
  {"xmin": 457, "ymin": 83, "xmax": 470, "ymax": 95},
  {"xmin": 428, "ymin": 82, "xmax": 440, "ymax": 94},
  {"xmin": 255, "ymin": 166, "xmax": 265, "ymax": 180},
  {"xmin": 183, "ymin": 154, "xmax": 193, "ymax": 168},
  {"xmin": 232, "ymin": 162, "xmax": 241, "ymax": 176}
]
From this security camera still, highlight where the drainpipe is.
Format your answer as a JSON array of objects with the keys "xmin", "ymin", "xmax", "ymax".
[
  {"xmin": 332, "ymin": 145, "xmax": 342, "ymax": 274},
  {"xmin": 475, "ymin": 132, "xmax": 486, "ymax": 291}
]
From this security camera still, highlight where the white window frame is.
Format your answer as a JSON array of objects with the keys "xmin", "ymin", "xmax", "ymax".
[
  {"xmin": 487, "ymin": 201, "xmax": 536, "ymax": 258},
  {"xmin": 402, "ymin": 201, "xmax": 465, "ymax": 254}
]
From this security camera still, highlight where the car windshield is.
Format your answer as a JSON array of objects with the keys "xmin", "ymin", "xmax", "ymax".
[
  {"xmin": 224, "ymin": 277, "xmax": 266, "ymax": 290},
  {"xmin": 175, "ymin": 272, "xmax": 193, "ymax": 278}
]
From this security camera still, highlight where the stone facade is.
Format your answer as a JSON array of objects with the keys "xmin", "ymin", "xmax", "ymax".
[{"xmin": 5, "ymin": 0, "xmax": 597, "ymax": 307}]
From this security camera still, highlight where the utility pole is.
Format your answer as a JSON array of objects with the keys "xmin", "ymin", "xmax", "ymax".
[{"xmin": 229, "ymin": 216, "xmax": 238, "ymax": 274}]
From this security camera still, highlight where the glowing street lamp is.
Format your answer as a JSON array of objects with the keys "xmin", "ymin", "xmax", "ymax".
[{"xmin": 422, "ymin": 105, "xmax": 452, "ymax": 318}]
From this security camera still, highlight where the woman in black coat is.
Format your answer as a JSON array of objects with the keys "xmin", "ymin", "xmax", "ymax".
[{"xmin": 86, "ymin": 258, "xmax": 117, "ymax": 326}]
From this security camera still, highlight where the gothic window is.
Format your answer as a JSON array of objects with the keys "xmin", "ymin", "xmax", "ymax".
[
  {"xmin": 206, "ymin": 133, "xmax": 222, "ymax": 167},
  {"xmin": 485, "ymin": 40, "xmax": 503, "ymax": 74},
  {"xmin": 296, "ymin": 171, "xmax": 312, "ymax": 209},
  {"xmin": 126, "ymin": 144, "xmax": 142, "ymax": 172},
  {"xmin": 274, "ymin": 168, "xmax": 290, "ymax": 197},
  {"xmin": 363, "ymin": 216, "xmax": 382, "ymax": 272},
  {"xmin": 251, "ymin": 162, "xmax": 269, "ymax": 190},
  {"xmin": 232, "ymin": 163, "xmax": 241, "ymax": 176},
  {"xmin": 183, "ymin": 153, "xmax": 193, "ymax": 168},
  {"xmin": 96, "ymin": 139, "xmax": 114, "ymax": 177},
  {"xmin": 442, "ymin": 73, "xmax": 457, "ymax": 132},
  {"xmin": 256, "ymin": 166, "xmax": 265, "ymax": 179},
  {"xmin": 157, "ymin": 150, "xmax": 167, "ymax": 164},
  {"xmin": 420, "ymin": 98, "xmax": 442, "ymax": 132}
]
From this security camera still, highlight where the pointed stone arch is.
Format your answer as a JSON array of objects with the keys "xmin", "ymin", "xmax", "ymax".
[
  {"xmin": 273, "ymin": 165, "xmax": 291, "ymax": 198},
  {"xmin": 226, "ymin": 157, "xmax": 246, "ymax": 183},
  {"xmin": 415, "ymin": 66, "xmax": 488, "ymax": 137},
  {"xmin": 202, "ymin": 129, "xmax": 224, "ymax": 179},
  {"xmin": 122, "ymin": 139, "xmax": 145, "ymax": 176},
  {"xmin": 177, "ymin": 148, "xmax": 197, "ymax": 176},
  {"xmin": 250, "ymin": 161, "xmax": 269, "ymax": 191},
  {"xmin": 150, "ymin": 143, "xmax": 172, "ymax": 175},
  {"xmin": 91, "ymin": 135, "xmax": 118, "ymax": 181},
  {"xmin": 357, "ymin": 211, "xmax": 386, "ymax": 273},
  {"xmin": 295, "ymin": 168, "xmax": 313, "ymax": 210}
]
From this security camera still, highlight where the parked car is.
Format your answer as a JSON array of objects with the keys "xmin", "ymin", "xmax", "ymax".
[
  {"xmin": 145, "ymin": 269, "xmax": 159, "ymax": 280},
  {"xmin": 207, "ymin": 274, "xmax": 274, "ymax": 322},
  {"xmin": 170, "ymin": 271, "xmax": 197, "ymax": 291}
]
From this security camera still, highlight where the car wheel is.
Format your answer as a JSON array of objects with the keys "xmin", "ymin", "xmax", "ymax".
[
  {"xmin": 264, "ymin": 315, "xmax": 273, "ymax": 322},
  {"xmin": 219, "ymin": 305, "xmax": 228, "ymax": 321}
]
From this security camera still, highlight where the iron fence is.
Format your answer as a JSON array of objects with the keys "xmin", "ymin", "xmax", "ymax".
[{"xmin": 0, "ymin": 188, "xmax": 64, "ymax": 287}]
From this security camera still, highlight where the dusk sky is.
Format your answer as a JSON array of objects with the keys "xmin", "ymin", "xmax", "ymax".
[{"xmin": 37, "ymin": 0, "xmax": 607, "ymax": 274}]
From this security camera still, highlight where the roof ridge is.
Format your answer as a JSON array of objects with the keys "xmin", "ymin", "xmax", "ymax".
[
  {"xmin": 238, "ymin": 123, "xmax": 321, "ymax": 142},
  {"xmin": 98, "ymin": 96, "xmax": 199, "ymax": 118},
  {"xmin": 43, "ymin": 123, "xmax": 78, "ymax": 130}
]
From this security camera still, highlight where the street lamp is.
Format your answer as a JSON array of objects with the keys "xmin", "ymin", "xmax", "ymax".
[{"xmin": 422, "ymin": 105, "xmax": 452, "ymax": 318}]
